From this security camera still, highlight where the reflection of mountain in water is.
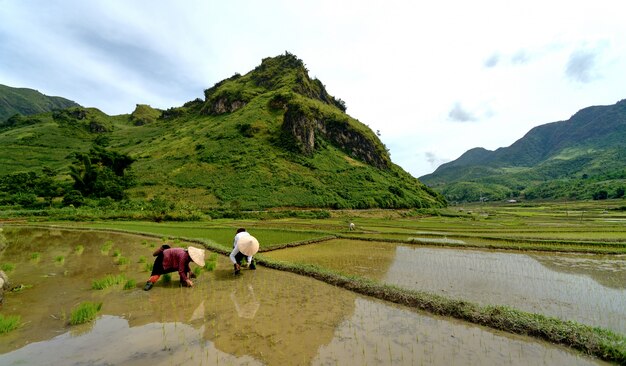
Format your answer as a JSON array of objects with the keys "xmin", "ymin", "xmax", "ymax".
[
  {"xmin": 529, "ymin": 253, "xmax": 626, "ymax": 290},
  {"xmin": 0, "ymin": 227, "xmax": 359, "ymax": 365}
]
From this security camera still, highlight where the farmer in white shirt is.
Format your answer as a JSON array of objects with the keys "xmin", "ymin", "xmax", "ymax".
[{"xmin": 229, "ymin": 228, "xmax": 259, "ymax": 275}]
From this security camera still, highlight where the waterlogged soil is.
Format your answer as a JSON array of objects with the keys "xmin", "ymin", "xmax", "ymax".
[
  {"xmin": 0, "ymin": 227, "xmax": 611, "ymax": 365},
  {"xmin": 265, "ymin": 239, "xmax": 626, "ymax": 335}
]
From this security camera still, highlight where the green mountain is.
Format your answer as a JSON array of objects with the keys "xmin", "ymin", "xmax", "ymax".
[
  {"xmin": 420, "ymin": 100, "xmax": 626, "ymax": 202},
  {"xmin": 0, "ymin": 84, "xmax": 80, "ymax": 122},
  {"xmin": 0, "ymin": 53, "xmax": 445, "ymax": 211}
]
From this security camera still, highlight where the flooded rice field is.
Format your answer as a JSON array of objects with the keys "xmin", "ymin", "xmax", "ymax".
[
  {"xmin": 265, "ymin": 239, "xmax": 626, "ymax": 335},
  {"xmin": 0, "ymin": 227, "xmax": 613, "ymax": 365}
]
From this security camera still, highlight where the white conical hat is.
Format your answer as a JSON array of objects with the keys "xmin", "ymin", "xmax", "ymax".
[
  {"xmin": 237, "ymin": 235, "xmax": 259, "ymax": 256},
  {"xmin": 187, "ymin": 246, "xmax": 206, "ymax": 267}
]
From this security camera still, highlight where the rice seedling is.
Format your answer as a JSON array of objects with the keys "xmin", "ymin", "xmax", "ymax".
[
  {"xmin": 54, "ymin": 255, "xmax": 65, "ymax": 264},
  {"xmin": 0, "ymin": 263, "xmax": 15, "ymax": 272},
  {"xmin": 100, "ymin": 241, "xmax": 113, "ymax": 255},
  {"xmin": 30, "ymin": 252, "xmax": 41, "ymax": 262},
  {"xmin": 69, "ymin": 301, "xmax": 102, "ymax": 325},
  {"xmin": 144, "ymin": 263, "xmax": 153, "ymax": 272},
  {"xmin": 74, "ymin": 245, "xmax": 84, "ymax": 255},
  {"xmin": 112, "ymin": 249, "xmax": 121, "ymax": 258},
  {"xmin": 162, "ymin": 273, "xmax": 172, "ymax": 283},
  {"xmin": 123, "ymin": 279, "xmax": 136, "ymax": 290},
  {"xmin": 138, "ymin": 255, "xmax": 146, "ymax": 263},
  {"xmin": 117, "ymin": 256, "xmax": 130, "ymax": 265},
  {"xmin": 91, "ymin": 274, "xmax": 127, "ymax": 290},
  {"xmin": 203, "ymin": 253, "xmax": 218, "ymax": 271},
  {"xmin": 192, "ymin": 266, "xmax": 202, "ymax": 278},
  {"xmin": 0, "ymin": 314, "xmax": 21, "ymax": 334}
]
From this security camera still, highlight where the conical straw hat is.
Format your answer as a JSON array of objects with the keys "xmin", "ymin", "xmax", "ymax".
[
  {"xmin": 187, "ymin": 246, "xmax": 206, "ymax": 267},
  {"xmin": 237, "ymin": 235, "xmax": 259, "ymax": 256}
]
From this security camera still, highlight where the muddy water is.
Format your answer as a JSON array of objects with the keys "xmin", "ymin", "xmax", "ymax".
[
  {"xmin": 0, "ymin": 227, "xmax": 610, "ymax": 365},
  {"xmin": 265, "ymin": 239, "xmax": 626, "ymax": 335}
]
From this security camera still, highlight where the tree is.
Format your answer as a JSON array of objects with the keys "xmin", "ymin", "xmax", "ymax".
[{"xmin": 68, "ymin": 146, "xmax": 135, "ymax": 200}]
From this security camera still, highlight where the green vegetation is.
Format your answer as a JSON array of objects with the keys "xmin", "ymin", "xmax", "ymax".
[
  {"xmin": 100, "ymin": 241, "xmax": 113, "ymax": 255},
  {"xmin": 421, "ymin": 100, "xmax": 626, "ymax": 202},
  {"xmin": 74, "ymin": 245, "xmax": 84, "ymax": 255},
  {"xmin": 0, "ymin": 263, "xmax": 15, "ymax": 272},
  {"xmin": 0, "ymin": 83, "xmax": 80, "ymax": 122},
  {"xmin": 30, "ymin": 252, "xmax": 41, "ymax": 262},
  {"xmin": 0, "ymin": 314, "xmax": 21, "ymax": 334},
  {"xmin": 0, "ymin": 53, "xmax": 443, "ymax": 215},
  {"xmin": 123, "ymin": 279, "xmax": 136, "ymax": 290},
  {"xmin": 204, "ymin": 252, "xmax": 218, "ymax": 271},
  {"xmin": 91, "ymin": 274, "xmax": 127, "ymax": 290},
  {"xmin": 54, "ymin": 255, "xmax": 65, "ymax": 264},
  {"xmin": 69, "ymin": 301, "xmax": 102, "ymax": 325}
]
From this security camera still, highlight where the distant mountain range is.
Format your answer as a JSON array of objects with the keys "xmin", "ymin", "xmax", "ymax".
[
  {"xmin": 0, "ymin": 53, "xmax": 445, "ymax": 210},
  {"xmin": 420, "ymin": 100, "xmax": 626, "ymax": 202},
  {"xmin": 0, "ymin": 84, "xmax": 80, "ymax": 121}
]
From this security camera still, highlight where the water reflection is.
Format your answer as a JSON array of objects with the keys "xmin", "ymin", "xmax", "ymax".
[
  {"xmin": 0, "ymin": 228, "xmax": 612, "ymax": 365},
  {"xmin": 265, "ymin": 239, "xmax": 626, "ymax": 335}
]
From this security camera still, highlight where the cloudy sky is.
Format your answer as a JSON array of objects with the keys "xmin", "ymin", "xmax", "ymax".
[{"xmin": 2, "ymin": 0, "xmax": 625, "ymax": 177}]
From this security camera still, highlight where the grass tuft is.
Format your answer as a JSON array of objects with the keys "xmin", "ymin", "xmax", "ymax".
[
  {"xmin": 69, "ymin": 301, "xmax": 102, "ymax": 325},
  {"xmin": 74, "ymin": 245, "xmax": 84, "ymax": 255},
  {"xmin": 91, "ymin": 274, "xmax": 127, "ymax": 290},
  {"xmin": 0, "ymin": 263, "xmax": 15, "ymax": 272},
  {"xmin": 123, "ymin": 279, "xmax": 136, "ymax": 290},
  {"xmin": 0, "ymin": 314, "xmax": 21, "ymax": 334}
]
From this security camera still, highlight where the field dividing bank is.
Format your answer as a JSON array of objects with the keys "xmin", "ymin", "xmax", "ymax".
[
  {"xmin": 22, "ymin": 223, "xmax": 626, "ymax": 364},
  {"xmin": 337, "ymin": 234, "xmax": 626, "ymax": 254},
  {"xmin": 38, "ymin": 221, "xmax": 333, "ymax": 252},
  {"xmin": 255, "ymin": 258, "xmax": 626, "ymax": 364}
]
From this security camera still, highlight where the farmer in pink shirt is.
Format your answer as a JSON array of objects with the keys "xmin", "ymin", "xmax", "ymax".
[{"xmin": 144, "ymin": 245, "xmax": 205, "ymax": 291}]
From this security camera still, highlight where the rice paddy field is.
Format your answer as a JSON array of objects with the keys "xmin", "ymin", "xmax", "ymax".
[{"xmin": 0, "ymin": 200, "xmax": 625, "ymax": 365}]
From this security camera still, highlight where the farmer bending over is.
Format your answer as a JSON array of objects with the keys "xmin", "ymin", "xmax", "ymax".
[
  {"xmin": 230, "ymin": 228, "xmax": 259, "ymax": 275},
  {"xmin": 144, "ymin": 245, "xmax": 205, "ymax": 291}
]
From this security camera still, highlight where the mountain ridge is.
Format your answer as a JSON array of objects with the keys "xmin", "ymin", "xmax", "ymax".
[
  {"xmin": 420, "ymin": 100, "xmax": 626, "ymax": 201},
  {"xmin": 0, "ymin": 84, "xmax": 80, "ymax": 122},
  {"xmin": 0, "ymin": 53, "xmax": 445, "ymax": 211}
]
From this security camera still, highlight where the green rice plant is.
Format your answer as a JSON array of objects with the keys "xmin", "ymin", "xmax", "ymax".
[
  {"xmin": 0, "ymin": 314, "xmax": 21, "ymax": 334},
  {"xmin": 100, "ymin": 241, "xmax": 113, "ymax": 255},
  {"xmin": 143, "ymin": 262, "xmax": 153, "ymax": 272},
  {"xmin": 112, "ymin": 249, "xmax": 122, "ymax": 258},
  {"xmin": 192, "ymin": 266, "xmax": 202, "ymax": 277},
  {"xmin": 74, "ymin": 245, "xmax": 84, "ymax": 255},
  {"xmin": 30, "ymin": 252, "xmax": 41, "ymax": 262},
  {"xmin": 55, "ymin": 255, "xmax": 65, "ymax": 264},
  {"xmin": 0, "ymin": 263, "xmax": 15, "ymax": 272},
  {"xmin": 137, "ymin": 255, "xmax": 146, "ymax": 263},
  {"xmin": 203, "ymin": 253, "xmax": 219, "ymax": 271},
  {"xmin": 91, "ymin": 274, "xmax": 127, "ymax": 290},
  {"xmin": 123, "ymin": 279, "xmax": 136, "ymax": 290},
  {"xmin": 149, "ymin": 242, "xmax": 156, "ymax": 248},
  {"xmin": 69, "ymin": 302, "xmax": 102, "ymax": 325},
  {"xmin": 162, "ymin": 273, "xmax": 172, "ymax": 283},
  {"xmin": 116, "ymin": 256, "xmax": 130, "ymax": 265},
  {"xmin": 141, "ymin": 240, "xmax": 148, "ymax": 246}
]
